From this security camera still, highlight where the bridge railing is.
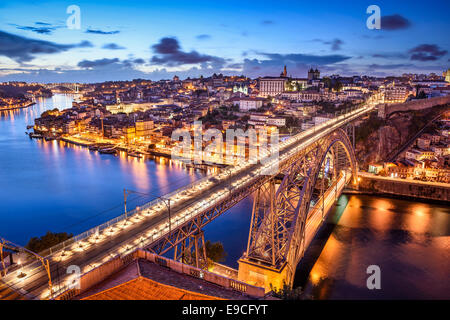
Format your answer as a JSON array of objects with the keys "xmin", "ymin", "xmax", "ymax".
[
  {"xmin": 36, "ymin": 105, "xmax": 371, "ymax": 260},
  {"xmin": 37, "ymin": 173, "xmax": 215, "ymax": 259}
]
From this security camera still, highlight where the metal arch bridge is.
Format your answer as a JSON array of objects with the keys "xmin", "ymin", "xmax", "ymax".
[
  {"xmin": 239, "ymin": 128, "xmax": 357, "ymax": 290},
  {"xmin": 0, "ymin": 105, "xmax": 373, "ymax": 299}
]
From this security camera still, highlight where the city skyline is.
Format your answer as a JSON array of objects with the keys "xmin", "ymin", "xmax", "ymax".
[{"xmin": 0, "ymin": 0, "xmax": 449, "ymax": 83}]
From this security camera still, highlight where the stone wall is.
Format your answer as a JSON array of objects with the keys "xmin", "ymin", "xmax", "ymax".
[
  {"xmin": 358, "ymin": 176, "xmax": 450, "ymax": 201},
  {"xmin": 378, "ymin": 95, "xmax": 450, "ymax": 119}
]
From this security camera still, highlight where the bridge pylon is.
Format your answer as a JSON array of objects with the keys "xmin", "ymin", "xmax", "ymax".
[{"xmin": 174, "ymin": 230, "xmax": 208, "ymax": 270}]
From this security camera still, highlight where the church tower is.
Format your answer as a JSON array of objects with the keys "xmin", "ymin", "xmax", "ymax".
[{"xmin": 281, "ymin": 65, "xmax": 287, "ymax": 77}]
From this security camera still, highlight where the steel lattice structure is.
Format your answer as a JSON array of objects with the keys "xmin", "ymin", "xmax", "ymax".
[
  {"xmin": 244, "ymin": 129, "xmax": 357, "ymax": 285},
  {"xmin": 148, "ymin": 128, "xmax": 357, "ymax": 276}
]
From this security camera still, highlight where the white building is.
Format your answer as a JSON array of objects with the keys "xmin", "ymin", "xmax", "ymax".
[
  {"xmin": 238, "ymin": 98, "xmax": 264, "ymax": 111},
  {"xmin": 267, "ymin": 117, "xmax": 286, "ymax": 127},
  {"xmin": 259, "ymin": 77, "xmax": 286, "ymax": 97}
]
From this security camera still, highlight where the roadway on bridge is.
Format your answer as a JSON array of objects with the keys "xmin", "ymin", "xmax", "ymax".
[{"xmin": 0, "ymin": 105, "xmax": 373, "ymax": 300}]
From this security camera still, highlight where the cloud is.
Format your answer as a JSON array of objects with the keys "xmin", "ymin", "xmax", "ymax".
[
  {"xmin": 312, "ymin": 38, "xmax": 344, "ymax": 51},
  {"xmin": 381, "ymin": 14, "xmax": 411, "ymax": 30},
  {"xmin": 77, "ymin": 58, "xmax": 120, "ymax": 68},
  {"xmin": 150, "ymin": 37, "xmax": 226, "ymax": 67},
  {"xmin": 0, "ymin": 62, "xmax": 233, "ymax": 83},
  {"xmin": 86, "ymin": 29, "xmax": 120, "ymax": 35},
  {"xmin": 241, "ymin": 52, "xmax": 351, "ymax": 77},
  {"xmin": 196, "ymin": 34, "xmax": 211, "ymax": 40},
  {"xmin": 12, "ymin": 22, "xmax": 61, "ymax": 35},
  {"xmin": 372, "ymin": 52, "xmax": 407, "ymax": 59},
  {"xmin": 123, "ymin": 58, "xmax": 146, "ymax": 67},
  {"xmin": 367, "ymin": 63, "xmax": 414, "ymax": 70},
  {"xmin": 409, "ymin": 44, "xmax": 448, "ymax": 61},
  {"xmin": 102, "ymin": 43, "xmax": 126, "ymax": 50},
  {"xmin": 326, "ymin": 39, "xmax": 343, "ymax": 51},
  {"xmin": 0, "ymin": 30, "xmax": 92, "ymax": 63}
]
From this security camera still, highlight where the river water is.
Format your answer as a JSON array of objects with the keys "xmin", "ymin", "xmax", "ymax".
[{"xmin": 0, "ymin": 94, "xmax": 448, "ymax": 299}]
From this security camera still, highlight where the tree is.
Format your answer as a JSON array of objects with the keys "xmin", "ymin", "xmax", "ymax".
[
  {"xmin": 26, "ymin": 231, "xmax": 73, "ymax": 254},
  {"xmin": 323, "ymin": 76, "xmax": 332, "ymax": 89},
  {"xmin": 270, "ymin": 282, "xmax": 304, "ymax": 300},
  {"xmin": 416, "ymin": 91, "xmax": 427, "ymax": 99},
  {"xmin": 333, "ymin": 80, "xmax": 343, "ymax": 92},
  {"xmin": 204, "ymin": 240, "xmax": 226, "ymax": 263}
]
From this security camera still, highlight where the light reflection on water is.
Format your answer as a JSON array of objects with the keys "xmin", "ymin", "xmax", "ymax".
[
  {"xmin": 295, "ymin": 194, "xmax": 450, "ymax": 299},
  {"xmin": 0, "ymin": 94, "xmax": 204, "ymax": 245}
]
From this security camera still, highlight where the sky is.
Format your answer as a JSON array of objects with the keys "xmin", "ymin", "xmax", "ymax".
[{"xmin": 0, "ymin": 0, "xmax": 449, "ymax": 83}]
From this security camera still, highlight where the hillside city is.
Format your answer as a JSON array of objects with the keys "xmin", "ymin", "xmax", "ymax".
[{"xmin": 1, "ymin": 67, "xmax": 449, "ymax": 183}]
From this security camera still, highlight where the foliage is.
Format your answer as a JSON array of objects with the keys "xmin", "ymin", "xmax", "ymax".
[
  {"xmin": 333, "ymin": 80, "xmax": 343, "ymax": 92},
  {"xmin": 204, "ymin": 240, "xmax": 227, "ymax": 263},
  {"xmin": 355, "ymin": 112, "xmax": 384, "ymax": 142},
  {"xmin": 270, "ymin": 282, "xmax": 304, "ymax": 300},
  {"xmin": 416, "ymin": 91, "xmax": 427, "ymax": 99},
  {"xmin": 26, "ymin": 231, "xmax": 73, "ymax": 253}
]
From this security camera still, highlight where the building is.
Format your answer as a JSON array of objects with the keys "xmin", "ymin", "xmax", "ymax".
[
  {"xmin": 417, "ymin": 136, "xmax": 431, "ymax": 149},
  {"xmin": 307, "ymin": 68, "xmax": 320, "ymax": 81},
  {"xmin": 233, "ymin": 84, "xmax": 248, "ymax": 95},
  {"xmin": 135, "ymin": 119, "xmax": 154, "ymax": 139},
  {"xmin": 237, "ymin": 97, "xmax": 264, "ymax": 111},
  {"xmin": 384, "ymin": 85, "xmax": 409, "ymax": 103},
  {"xmin": 259, "ymin": 77, "xmax": 286, "ymax": 98},
  {"xmin": 267, "ymin": 117, "xmax": 286, "ymax": 127}
]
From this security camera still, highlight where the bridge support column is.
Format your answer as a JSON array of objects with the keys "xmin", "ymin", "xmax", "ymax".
[
  {"xmin": 174, "ymin": 230, "xmax": 208, "ymax": 270},
  {"xmin": 237, "ymin": 259, "xmax": 293, "ymax": 293}
]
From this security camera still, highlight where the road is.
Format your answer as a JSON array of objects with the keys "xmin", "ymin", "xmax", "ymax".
[{"xmin": 0, "ymin": 105, "xmax": 373, "ymax": 300}]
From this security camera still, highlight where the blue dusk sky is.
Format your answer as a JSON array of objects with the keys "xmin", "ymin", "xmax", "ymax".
[{"xmin": 0, "ymin": 0, "xmax": 449, "ymax": 83}]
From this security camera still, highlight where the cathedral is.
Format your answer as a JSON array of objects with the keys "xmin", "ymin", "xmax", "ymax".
[{"xmin": 308, "ymin": 68, "xmax": 320, "ymax": 80}]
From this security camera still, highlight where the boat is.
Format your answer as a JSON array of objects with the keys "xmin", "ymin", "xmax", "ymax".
[
  {"xmin": 29, "ymin": 133, "xmax": 43, "ymax": 139},
  {"xmin": 128, "ymin": 151, "xmax": 143, "ymax": 158},
  {"xmin": 99, "ymin": 147, "xmax": 116, "ymax": 154}
]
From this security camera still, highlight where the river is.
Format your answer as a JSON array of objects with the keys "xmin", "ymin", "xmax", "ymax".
[{"xmin": 0, "ymin": 94, "xmax": 448, "ymax": 299}]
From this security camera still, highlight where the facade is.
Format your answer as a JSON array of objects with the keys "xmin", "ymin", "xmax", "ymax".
[
  {"xmin": 267, "ymin": 117, "xmax": 286, "ymax": 127},
  {"xmin": 238, "ymin": 98, "xmax": 263, "ymax": 111},
  {"xmin": 384, "ymin": 86, "xmax": 409, "ymax": 103},
  {"xmin": 307, "ymin": 68, "xmax": 320, "ymax": 81},
  {"xmin": 259, "ymin": 77, "xmax": 286, "ymax": 98},
  {"xmin": 135, "ymin": 120, "xmax": 154, "ymax": 138}
]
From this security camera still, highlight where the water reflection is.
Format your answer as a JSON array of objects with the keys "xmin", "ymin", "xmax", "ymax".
[
  {"xmin": 0, "ymin": 94, "xmax": 205, "ymax": 245},
  {"xmin": 296, "ymin": 195, "xmax": 450, "ymax": 299}
]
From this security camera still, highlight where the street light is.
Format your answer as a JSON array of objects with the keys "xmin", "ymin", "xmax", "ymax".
[{"xmin": 123, "ymin": 188, "xmax": 172, "ymax": 235}]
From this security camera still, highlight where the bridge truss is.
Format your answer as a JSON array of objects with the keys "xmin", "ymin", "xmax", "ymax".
[
  {"xmin": 148, "ymin": 128, "xmax": 357, "ymax": 279},
  {"xmin": 243, "ymin": 128, "xmax": 357, "ymax": 286}
]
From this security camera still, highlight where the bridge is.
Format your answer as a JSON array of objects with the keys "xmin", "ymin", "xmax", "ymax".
[{"xmin": 0, "ymin": 104, "xmax": 374, "ymax": 299}]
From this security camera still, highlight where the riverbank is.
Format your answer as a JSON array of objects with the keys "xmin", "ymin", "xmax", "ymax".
[
  {"xmin": 30, "ymin": 133, "xmax": 223, "ymax": 170},
  {"xmin": 0, "ymin": 101, "xmax": 35, "ymax": 112}
]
